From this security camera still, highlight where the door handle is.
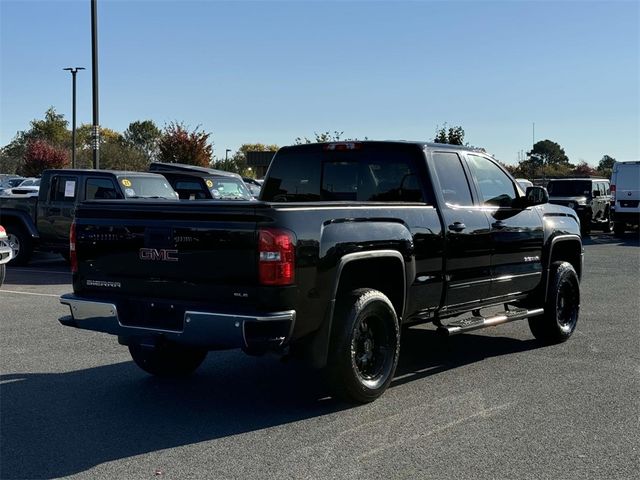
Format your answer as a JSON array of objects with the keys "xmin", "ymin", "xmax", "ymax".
[
  {"xmin": 448, "ymin": 222, "xmax": 466, "ymax": 232},
  {"xmin": 491, "ymin": 221, "xmax": 506, "ymax": 229}
]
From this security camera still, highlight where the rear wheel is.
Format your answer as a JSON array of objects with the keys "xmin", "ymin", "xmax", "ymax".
[
  {"xmin": 602, "ymin": 208, "xmax": 612, "ymax": 233},
  {"xmin": 326, "ymin": 288, "xmax": 400, "ymax": 403},
  {"xmin": 5, "ymin": 224, "xmax": 32, "ymax": 266},
  {"xmin": 128, "ymin": 342, "xmax": 207, "ymax": 377},
  {"xmin": 528, "ymin": 261, "xmax": 580, "ymax": 344}
]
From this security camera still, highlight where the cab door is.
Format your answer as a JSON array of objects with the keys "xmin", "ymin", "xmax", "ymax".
[
  {"xmin": 429, "ymin": 151, "xmax": 492, "ymax": 308},
  {"xmin": 45, "ymin": 174, "xmax": 79, "ymax": 246},
  {"xmin": 464, "ymin": 154, "xmax": 543, "ymax": 300}
]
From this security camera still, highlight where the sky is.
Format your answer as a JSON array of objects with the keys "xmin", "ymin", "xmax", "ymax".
[{"xmin": 1, "ymin": 0, "xmax": 638, "ymax": 165}]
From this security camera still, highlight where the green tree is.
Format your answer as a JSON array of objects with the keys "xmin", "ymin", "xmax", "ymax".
[
  {"xmin": 295, "ymin": 131, "xmax": 344, "ymax": 144},
  {"xmin": 433, "ymin": 124, "xmax": 465, "ymax": 145},
  {"xmin": 597, "ymin": 154, "xmax": 615, "ymax": 178},
  {"xmin": 123, "ymin": 120, "xmax": 161, "ymax": 162},
  {"xmin": 157, "ymin": 122, "xmax": 213, "ymax": 167},
  {"xmin": 25, "ymin": 107, "xmax": 70, "ymax": 147},
  {"xmin": 527, "ymin": 139, "xmax": 570, "ymax": 166}
]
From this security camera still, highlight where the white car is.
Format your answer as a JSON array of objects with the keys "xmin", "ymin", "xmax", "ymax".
[
  {"xmin": 2, "ymin": 178, "xmax": 40, "ymax": 197},
  {"xmin": 0, "ymin": 225, "xmax": 13, "ymax": 286},
  {"xmin": 516, "ymin": 178, "xmax": 533, "ymax": 190}
]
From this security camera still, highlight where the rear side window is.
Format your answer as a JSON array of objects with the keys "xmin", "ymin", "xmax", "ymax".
[
  {"xmin": 51, "ymin": 175, "xmax": 78, "ymax": 203},
  {"xmin": 86, "ymin": 178, "xmax": 120, "ymax": 200},
  {"xmin": 431, "ymin": 152, "xmax": 473, "ymax": 206},
  {"xmin": 262, "ymin": 146, "xmax": 427, "ymax": 202}
]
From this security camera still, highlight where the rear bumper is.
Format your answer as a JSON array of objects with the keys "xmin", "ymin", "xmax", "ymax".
[
  {"xmin": 612, "ymin": 211, "xmax": 640, "ymax": 225},
  {"xmin": 59, "ymin": 293, "xmax": 296, "ymax": 350}
]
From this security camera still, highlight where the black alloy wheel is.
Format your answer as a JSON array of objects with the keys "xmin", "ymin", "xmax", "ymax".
[
  {"xmin": 327, "ymin": 288, "xmax": 400, "ymax": 403},
  {"xmin": 529, "ymin": 261, "xmax": 580, "ymax": 344}
]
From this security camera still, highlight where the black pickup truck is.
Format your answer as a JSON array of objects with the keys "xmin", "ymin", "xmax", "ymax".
[
  {"xmin": 0, "ymin": 169, "xmax": 177, "ymax": 265},
  {"xmin": 59, "ymin": 142, "xmax": 583, "ymax": 403}
]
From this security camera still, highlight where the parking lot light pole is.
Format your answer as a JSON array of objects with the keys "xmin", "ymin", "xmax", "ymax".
[
  {"xmin": 63, "ymin": 67, "xmax": 85, "ymax": 169},
  {"xmin": 225, "ymin": 149, "xmax": 231, "ymax": 162},
  {"xmin": 91, "ymin": 0, "xmax": 100, "ymax": 169}
]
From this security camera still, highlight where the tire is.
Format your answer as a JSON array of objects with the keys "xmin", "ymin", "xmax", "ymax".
[
  {"xmin": 613, "ymin": 222, "xmax": 626, "ymax": 236},
  {"xmin": 0, "ymin": 264, "xmax": 5, "ymax": 287},
  {"xmin": 528, "ymin": 261, "xmax": 580, "ymax": 344},
  {"xmin": 5, "ymin": 224, "xmax": 32, "ymax": 266},
  {"xmin": 326, "ymin": 288, "xmax": 400, "ymax": 403},
  {"xmin": 580, "ymin": 214, "xmax": 591, "ymax": 235},
  {"xmin": 128, "ymin": 342, "xmax": 207, "ymax": 377},
  {"xmin": 602, "ymin": 209, "xmax": 611, "ymax": 233}
]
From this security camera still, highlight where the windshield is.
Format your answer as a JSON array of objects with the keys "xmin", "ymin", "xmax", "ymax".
[
  {"xmin": 1, "ymin": 178, "xmax": 25, "ymax": 188},
  {"xmin": 19, "ymin": 179, "xmax": 40, "ymax": 187},
  {"xmin": 208, "ymin": 177, "xmax": 253, "ymax": 200},
  {"xmin": 117, "ymin": 176, "xmax": 178, "ymax": 200},
  {"xmin": 547, "ymin": 180, "xmax": 591, "ymax": 196}
]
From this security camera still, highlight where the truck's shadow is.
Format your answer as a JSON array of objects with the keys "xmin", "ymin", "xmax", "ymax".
[
  {"xmin": 582, "ymin": 231, "xmax": 639, "ymax": 247},
  {"xmin": 1, "ymin": 329, "xmax": 537, "ymax": 479}
]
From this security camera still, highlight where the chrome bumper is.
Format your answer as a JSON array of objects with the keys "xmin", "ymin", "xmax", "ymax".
[{"xmin": 59, "ymin": 294, "xmax": 296, "ymax": 350}]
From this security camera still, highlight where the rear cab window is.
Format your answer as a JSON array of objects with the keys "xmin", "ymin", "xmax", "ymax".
[
  {"xmin": 85, "ymin": 177, "xmax": 121, "ymax": 200},
  {"xmin": 262, "ymin": 143, "xmax": 430, "ymax": 203},
  {"xmin": 50, "ymin": 175, "xmax": 79, "ymax": 203}
]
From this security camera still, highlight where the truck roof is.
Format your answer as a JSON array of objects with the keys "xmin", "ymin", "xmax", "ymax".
[
  {"xmin": 42, "ymin": 169, "xmax": 164, "ymax": 177},
  {"xmin": 279, "ymin": 140, "xmax": 487, "ymax": 153},
  {"xmin": 149, "ymin": 162, "xmax": 242, "ymax": 178}
]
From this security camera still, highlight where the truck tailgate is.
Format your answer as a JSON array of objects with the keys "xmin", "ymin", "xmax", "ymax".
[{"xmin": 73, "ymin": 201, "xmax": 265, "ymax": 306}]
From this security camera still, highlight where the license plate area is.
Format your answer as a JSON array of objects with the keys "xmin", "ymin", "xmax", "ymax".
[{"xmin": 118, "ymin": 300, "xmax": 185, "ymax": 332}]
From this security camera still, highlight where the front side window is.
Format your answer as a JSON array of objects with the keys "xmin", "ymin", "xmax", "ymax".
[
  {"xmin": 431, "ymin": 152, "xmax": 473, "ymax": 206},
  {"xmin": 466, "ymin": 154, "xmax": 517, "ymax": 207}
]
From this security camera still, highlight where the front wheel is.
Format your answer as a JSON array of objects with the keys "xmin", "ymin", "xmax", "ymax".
[
  {"xmin": 528, "ymin": 261, "xmax": 580, "ymax": 344},
  {"xmin": 128, "ymin": 342, "xmax": 207, "ymax": 377},
  {"xmin": 326, "ymin": 288, "xmax": 400, "ymax": 403},
  {"xmin": 613, "ymin": 222, "xmax": 626, "ymax": 236},
  {"xmin": 5, "ymin": 224, "xmax": 32, "ymax": 266}
]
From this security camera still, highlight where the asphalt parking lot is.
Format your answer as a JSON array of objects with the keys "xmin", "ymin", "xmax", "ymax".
[{"xmin": 1, "ymin": 232, "xmax": 638, "ymax": 480}]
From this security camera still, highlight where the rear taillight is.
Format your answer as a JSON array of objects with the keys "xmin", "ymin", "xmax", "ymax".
[
  {"xmin": 0, "ymin": 225, "xmax": 6, "ymax": 237},
  {"xmin": 610, "ymin": 184, "xmax": 616, "ymax": 204},
  {"xmin": 69, "ymin": 221, "xmax": 77, "ymax": 273},
  {"xmin": 258, "ymin": 228, "xmax": 295, "ymax": 285}
]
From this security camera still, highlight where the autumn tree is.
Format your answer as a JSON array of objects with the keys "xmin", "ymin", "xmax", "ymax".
[
  {"xmin": 157, "ymin": 122, "xmax": 213, "ymax": 167},
  {"xmin": 572, "ymin": 161, "xmax": 598, "ymax": 177},
  {"xmin": 21, "ymin": 139, "xmax": 69, "ymax": 177}
]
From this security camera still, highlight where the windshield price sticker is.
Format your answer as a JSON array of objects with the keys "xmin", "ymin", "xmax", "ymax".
[{"xmin": 121, "ymin": 179, "xmax": 132, "ymax": 187}]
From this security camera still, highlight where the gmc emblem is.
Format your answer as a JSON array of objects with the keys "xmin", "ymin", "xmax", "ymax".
[{"xmin": 139, "ymin": 248, "xmax": 179, "ymax": 262}]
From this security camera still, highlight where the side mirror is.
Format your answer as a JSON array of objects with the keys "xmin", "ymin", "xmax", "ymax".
[
  {"xmin": 592, "ymin": 190, "xmax": 600, "ymax": 197},
  {"xmin": 526, "ymin": 186, "xmax": 549, "ymax": 206}
]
